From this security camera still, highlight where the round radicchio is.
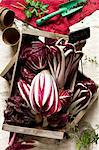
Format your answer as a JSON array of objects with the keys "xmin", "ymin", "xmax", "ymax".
[{"xmin": 20, "ymin": 40, "xmax": 49, "ymax": 71}]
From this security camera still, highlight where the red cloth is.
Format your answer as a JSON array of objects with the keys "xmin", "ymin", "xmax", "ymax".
[{"xmin": 0, "ymin": 0, "xmax": 99, "ymax": 34}]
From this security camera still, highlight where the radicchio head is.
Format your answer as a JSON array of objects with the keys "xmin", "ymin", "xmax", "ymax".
[
  {"xmin": 29, "ymin": 70, "xmax": 61, "ymax": 116},
  {"xmin": 20, "ymin": 40, "xmax": 49, "ymax": 71}
]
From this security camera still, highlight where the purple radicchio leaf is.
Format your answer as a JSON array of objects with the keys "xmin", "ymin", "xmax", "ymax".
[
  {"xmin": 59, "ymin": 89, "xmax": 72, "ymax": 111},
  {"xmin": 20, "ymin": 66, "xmax": 36, "ymax": 84},
  {"xmin": 81, "ymin": 78, "xmax": 98, "ymax": 95},
  {"xmin": 4, "ymin": 96, "xmax": 36, "ymax": 127},
  {"xmin": 6, "ymin": 140, "xmax": 36, "ymax": 150},
  {"xmin": 45, "ymin": 38, "xmax": 57, "ymax": 46},
  {"xmin": 20, "ymin": 41, "xmax": 49, "ymax": 71},
  {"xmin": 29, "ymin": 70, "xmax": 61, "ymax": 117},
  {"xmin": 17, "ymin": 79, "xmax": 30, "ymax": 106},
  {"xmin": 47, "ymin": 112, "xmax": 69, "ymax": 128},
  {"xmin": 68, "ymin": 82, "xmax": 92, "ymax": 116}
]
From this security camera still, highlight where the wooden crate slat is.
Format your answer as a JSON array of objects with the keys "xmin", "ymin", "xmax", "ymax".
[
  {"xmin": 23, "ymin": 28, "xmax": 69, "ymax": 40},
  {"xmin": 3, "ymin": 124, "xmax": 64, "ymax": 139},
  {"xmin": 0, "ymin": 52, "xmax": 17, "ymax": 77}
]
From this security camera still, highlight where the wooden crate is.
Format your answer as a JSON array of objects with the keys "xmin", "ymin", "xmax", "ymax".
[
  {"xmin": 3, "ymin": 93, "xmax": 98, "ymax": 140},
  {"xmin": 2, "ymin": 28, "xmax": 98, "ymax": 140}
]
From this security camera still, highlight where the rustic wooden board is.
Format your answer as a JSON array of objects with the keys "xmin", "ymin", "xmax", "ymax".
[
  {"xmin": 23, "ymin": 28, "xmax": 69, "ymax": 40},
  {"xmin": 3, "ymin": 124, "xmax": 64, "ymax": 140}
]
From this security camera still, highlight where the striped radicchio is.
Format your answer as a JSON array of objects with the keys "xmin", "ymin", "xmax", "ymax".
[
  {"xmin": 18, "ymin": 79, "xmax": 30, "ymax": 106},
  {"xmin": 29, "ymin": 70, "xmax": 61, "ymax": 116},
  {"xmin": 68, "ymin": 83, "xmax": 92, "ymax": 116}
]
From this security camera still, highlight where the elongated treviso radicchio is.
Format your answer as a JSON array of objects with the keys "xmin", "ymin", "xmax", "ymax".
[{"xmin": 67, "ymin": 82, "xmax": 92, "ymax": 116}]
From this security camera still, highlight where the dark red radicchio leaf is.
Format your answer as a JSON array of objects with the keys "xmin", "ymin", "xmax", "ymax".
[
  {"xmin": 45, "ymin": 38, "xmax": 57, "ymax": 46},
  {"xmin": 4, "ymin": 96, "xmax": 37, "ymax": 127},
  {"xmin": 81, "ymin": 79, "xmax": 98, "ymax": 95},
  {"xmin": 47, "ymin": 112, "xmax": 69, "ymax": 128},
  {"xmin": 59, "ymin": 89, "xmax": 72, "ymax": 111},
  {"xmin": 20, "ymin": 41, "xmax": 49, "ymax": 71},
  {"xmin": 6, "ymin": 140, "xmax": 36, "ymax": 150},
  {"xmin": 55, "ymin": 38, "xmax": 68, "ymax": 46},
  {"xmin": 20, "ymin": 66, "xmax": 36, "ymax": 84}
]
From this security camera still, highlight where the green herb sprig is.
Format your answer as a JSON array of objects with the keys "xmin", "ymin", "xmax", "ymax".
[
  {"xmin": 76, "ymin": 129, "xmax": 98, "ymax": 150},
  {"xmin": 25, "ymin": 0, "xmax": 48, "ymax": 18},
  {"xmin": 67, "ymin": 122, "xmax": 99, "ymax": 150},
  {"xmin": 11, "ymin": 0, "xmax": 48, "ymax": 19}
]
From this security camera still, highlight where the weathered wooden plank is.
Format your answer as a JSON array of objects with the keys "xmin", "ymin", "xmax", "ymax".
[
  {"xmin": 0, "ymin": 52, "xmax": 17, "ymax": 77},
  {"xmin": 23, "ymin": 28, "xmax": 69, "ymax": 40},
  {"xmin": 3, "ymin": 124, "xmax": 64, "ymax": 139}
]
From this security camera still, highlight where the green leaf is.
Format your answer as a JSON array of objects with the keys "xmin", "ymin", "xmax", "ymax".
[
  {"xmin": 80, "ymin": 130, "xmax": 91, "ymax": 147},
  {"xmin": 33, "ymin": 8, "xmax": 38, "ymax": 17},
  {"xmin": 40, "ymin": 4, "xmax": 48, "ymax": 11},
  {"xmin": 76, "ymin": 141, "xmax": 82, "ymax": 150},
  {"xmin": 42, "ymin": 4, "xmax": 48, "ymax": 10},
  {"xmin": 35, "ymin": 1, "xmax": 40, "ymax": 8},
  {"xmin": 24, "ymin": 0, "xmax": 48, "ymax": 18},
  {"xmin": 25, "ymin": 4, "xmax": 31, "ymax": 9},
  {"xmin": 30, "ymin": 1, "xmax": 36, "ymax": 7},
  {"xmin": 25, "ymin": 9, "xmax": 32, "ymax": 18},
  {"xmin": 39, "ymin": 2, "xmax": 43, "ymax": 8},
  {"xmin": 25, "ymin": 0, "xmax": 32, "ymax": 4}
]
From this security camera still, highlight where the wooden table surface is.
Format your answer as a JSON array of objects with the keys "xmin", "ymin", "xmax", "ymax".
[{"xmin": 0, "ymin": 9, "xmax": 99, "ymax": 150}]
